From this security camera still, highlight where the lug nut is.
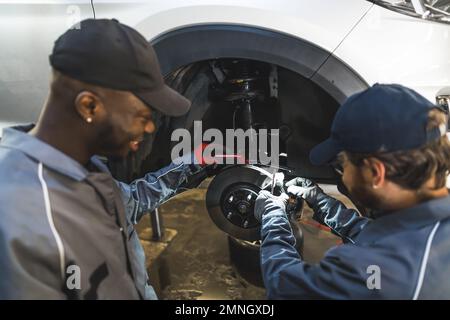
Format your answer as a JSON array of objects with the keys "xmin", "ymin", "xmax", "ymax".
[
  {"xmin": 238, "ymin": 203, "xmax": 247, "ymax": 214},
  {"xmin": 247, "ymin": 194, "xmax": 252, "ymax": 201},
  {"xmin": 243, "ymin": 220, "xmax": 249, "ymax": 228},
  {"xmin": 228, "ymin": 195, "xmax": 234, "ymax": 203},
  {"xmin": 227, "ymin": 212, "xmax": 233, "ymax": 219}
]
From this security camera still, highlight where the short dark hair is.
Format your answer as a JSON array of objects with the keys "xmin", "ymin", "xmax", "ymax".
[{"xmin": 346, "ymin": 108, "xmax": 450, "ymax": 190}]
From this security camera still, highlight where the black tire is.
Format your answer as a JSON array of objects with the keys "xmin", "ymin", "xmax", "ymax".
[{"xmin": 228, "ymin": 236, "xmax": 264, "ymax": 287}]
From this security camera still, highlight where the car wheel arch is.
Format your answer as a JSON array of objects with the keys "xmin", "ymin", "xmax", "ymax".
[{"xmin": 151, "ymin": 24, "xmax": 369, "ymax": 104}]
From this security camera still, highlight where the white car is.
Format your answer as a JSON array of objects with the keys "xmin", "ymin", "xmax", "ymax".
[{"xmin": 0, "ymin": 0, "xmax": 449, "ymax": 242}]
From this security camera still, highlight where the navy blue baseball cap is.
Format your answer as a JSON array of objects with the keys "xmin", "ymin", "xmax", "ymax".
[{"xmin": 310, "ymin": 84, "xmax": 446, "ymax": 166}]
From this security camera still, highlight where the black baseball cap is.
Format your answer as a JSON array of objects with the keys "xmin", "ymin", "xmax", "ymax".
[
  {"xmin": 49, "ymin": 19, "xmax": 190, "ymax": 117},
  {"xmin": 310, "ymin": 84, "xmax": 446, "ymax": 166}
]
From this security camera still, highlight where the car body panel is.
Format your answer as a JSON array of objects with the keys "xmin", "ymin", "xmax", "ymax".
[
  {"xmin": 0, "ymin": 1, "xmax": 97, "ymax": 132},
  {"xmin": 0, "ymin": 0, "xmax": 370, "ymax": 133},
  {"xmin": 0, "ymin": 0, "xmax": 448, "ymax": 135},
  {"xmin": 333, "ymin": 4, "xmax": 450, "ymax": 103}
]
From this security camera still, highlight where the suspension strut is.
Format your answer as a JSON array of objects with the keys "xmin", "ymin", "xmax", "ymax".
[{"xmin": 214, "ymin": 59, "xmax": 270, "ymax": 129}]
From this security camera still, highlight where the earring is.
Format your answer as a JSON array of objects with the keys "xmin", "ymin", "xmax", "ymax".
[{"xmin": 86, "ymin": 117, "xmax": 92, "ymax": 123}]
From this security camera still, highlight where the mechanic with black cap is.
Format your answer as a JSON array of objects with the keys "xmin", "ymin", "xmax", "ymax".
[
  {"xmin": 0, "ymin": 19, "xmax": 210, "ymax": 299},
  {"xmin": 254, "ymin": 84, "xmax": 450, "ymax": 299}
]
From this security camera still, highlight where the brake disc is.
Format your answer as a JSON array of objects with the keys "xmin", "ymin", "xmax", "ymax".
[{"xmin": 205, "ymin": 165, "xmax": 274, "ymax": 241}]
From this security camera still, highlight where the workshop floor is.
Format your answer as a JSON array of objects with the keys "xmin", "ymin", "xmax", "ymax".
[{"xmin": 137, "ymin": 182, "xmax": 355, "ymax": 300}]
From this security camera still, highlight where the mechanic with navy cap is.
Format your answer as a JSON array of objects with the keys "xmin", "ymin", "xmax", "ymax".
[
  {"xmin": 0, "ymin": 19, "xmax": 211, "ymax": 299},
  {"xmin": 254, "ymin": 84, "xmax": 450, "ymax": 299}
]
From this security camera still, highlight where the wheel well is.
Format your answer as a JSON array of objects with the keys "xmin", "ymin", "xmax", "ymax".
[
  {"xmin": 151, "ymin": 24, "xmax": 368, "ymax": 104},
  {"xmin": 109, "ymin": 25, "xmax": 369, "ymax": 182}
]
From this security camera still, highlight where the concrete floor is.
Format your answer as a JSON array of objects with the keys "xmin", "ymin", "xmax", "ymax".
[{"xmin": 137, "ymin": 181, "xmax": 355, "ymax": 300}]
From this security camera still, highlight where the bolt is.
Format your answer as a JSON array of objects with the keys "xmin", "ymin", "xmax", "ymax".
[{"xmin": 238, "ymin": 203, "xmax": 247, "ymax": 214}]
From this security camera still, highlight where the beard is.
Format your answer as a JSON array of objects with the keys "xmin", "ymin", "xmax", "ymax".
[
  {"xmin": 95, "ymin": 121, "xmax": 133, "ymax": 159},
  {"xmin": 345, "ymin": 169, "xmax": 385, "ymax": 218},
  {"xmin": 348, "ymin": 184, "xmax": 382, "ymax": 216}
]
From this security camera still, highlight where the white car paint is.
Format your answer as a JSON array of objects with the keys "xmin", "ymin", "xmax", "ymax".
[
  {"xmin": 0, "ymin": 0, "xmax": 448, "ymax": 136},
  {"xmin": 334, "ymin": 4, "xmax": 450, "ymax": 103}
]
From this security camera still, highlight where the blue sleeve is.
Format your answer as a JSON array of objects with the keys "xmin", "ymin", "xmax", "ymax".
[
  {"xmin": 260, "ymin": 209, "xmax": 379, "ymax": 299},
  {"xmin": 310, "ymin": 192, "xmax": 370, "ymax": 243},
  {"xmin": 116, "ymin": 154, "xmax": 203, "ymax": 225}
]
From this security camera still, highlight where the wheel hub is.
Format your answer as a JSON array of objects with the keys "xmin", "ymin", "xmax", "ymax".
[
  {"xmin": 221, "ymin": 184, "xmax": 260, "ymax": 229},
  {"xmin": 206, "ymin": 165, "xmax": 273, "ymax": 241}
]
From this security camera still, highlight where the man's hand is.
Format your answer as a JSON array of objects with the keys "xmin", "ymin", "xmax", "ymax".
[
  {"xmin": 254, "ymin": 190, "xmax": 289, "ymax": 223},
  {"xmin": 285, "ymin": 177, "xmax": 323, "ymax": 206},
  {"xmin": 192, "ymin": 143, "xmax": 239, "ymax": 177},
  {"xmin": 263, "ymin": 172, "xmax": 285, "ymax": 194}
]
